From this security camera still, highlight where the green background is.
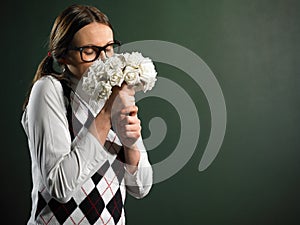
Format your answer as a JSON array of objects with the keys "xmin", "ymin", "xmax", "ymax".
[{"xmin": 2, "ymin": 0, "xmax": 300, "ymax": 224}]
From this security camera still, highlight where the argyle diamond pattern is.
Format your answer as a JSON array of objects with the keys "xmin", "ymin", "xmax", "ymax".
[
  {"xmin": 35, "ymin": 151, "xmax": 126, "ymax": 224},
  {"xmin": 32, "ymin": 81, "xmax": 126, "ymax": 224}
]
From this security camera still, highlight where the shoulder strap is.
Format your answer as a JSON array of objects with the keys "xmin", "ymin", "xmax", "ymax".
[{"xmin": 60, "ymin": 79, "xmax": 75, "ymax": 141}]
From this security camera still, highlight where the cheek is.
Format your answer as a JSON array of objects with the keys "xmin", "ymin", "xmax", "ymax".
[
  {"xmin": 66, "ymin": 53, "xmax": 93, "ymax": 77},
  {"xmin": 67, "ymin": 51, "xmax": 81, "ymax": 63},
  {"xmin": 70, "ymin": 62, "xmax": 92, "ymax": 78},
  {"xmin": 79, "ymin": 63, "xmax": 93, "ymax": 75}
]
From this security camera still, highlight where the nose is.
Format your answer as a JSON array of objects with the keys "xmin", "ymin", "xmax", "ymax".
[{"xmin": 99, "ymin": 50, "xmax": 107, "ymax": 61}]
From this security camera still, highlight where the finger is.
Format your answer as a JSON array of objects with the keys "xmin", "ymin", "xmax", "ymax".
[
  {"xmin": 118, "ymin": 114, "xmax": 140, "ymax": 126},
  {"xmin": 120, "ymin": 105, "xmax": 138, "ymax": 116},
  {"xmin": 118, "ymin": 118, "xmax": 141, "ymax": 133},
  {"xmin": 123, "ymin": 131, "xmax": 141, "ymax": 140},
  {"xmin": 124, "ymin": 123, "xmax": 141, "ymax": 132},
  {"xmin": 127, "ymin": 116, "xmax": 140, "ymax": 125},
  {"xmin": 118, "ymin": 129, "xmax": 140, "ymax": 141}
]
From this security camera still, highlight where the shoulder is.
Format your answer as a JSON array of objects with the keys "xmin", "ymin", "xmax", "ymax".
[
  {"xmin": 32, "ymin": 75, "xmax": 63, "ymax": 96},
  {"xmin": 30, "ymin": 75, "xmax": 65, "ymax": 106},
  {"xmin": 33, "ymin": 75, "xmax": 62, "ymax": 92}
]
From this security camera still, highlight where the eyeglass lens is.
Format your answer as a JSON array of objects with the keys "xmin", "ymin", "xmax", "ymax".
[{"xmin": 81, "ymin": 43, "xmax": 120, "ymax": 62}]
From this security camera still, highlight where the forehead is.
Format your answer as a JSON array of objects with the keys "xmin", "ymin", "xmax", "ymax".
[{"xmin": 72, "ymin": 22, "xmax": 113, "ymax": 46}]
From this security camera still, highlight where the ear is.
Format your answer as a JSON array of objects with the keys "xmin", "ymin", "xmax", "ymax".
[{"xmin": 57, "ymin": 57, "xmax": 69, "ymax": 65}]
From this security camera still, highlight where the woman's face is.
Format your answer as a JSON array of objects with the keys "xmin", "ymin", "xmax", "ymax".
[{"xmin": 65, "ymin": 22, "xmax": 114, "ymax": 79}]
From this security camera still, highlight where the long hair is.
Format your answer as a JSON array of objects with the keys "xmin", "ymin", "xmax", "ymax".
[{"xmin": 22, "ymin": 4, "xmax": 113, "ymax": 110}]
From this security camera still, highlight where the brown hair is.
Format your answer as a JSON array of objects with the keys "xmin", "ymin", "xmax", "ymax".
[{"xmin": 22, "ymin": 4, "xmax": 113, "ymax": 110}]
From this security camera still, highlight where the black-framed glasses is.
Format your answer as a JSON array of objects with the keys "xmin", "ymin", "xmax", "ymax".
[{"xmin": 68, "ymin": 40, "xmax": 121, "ymax": 62}]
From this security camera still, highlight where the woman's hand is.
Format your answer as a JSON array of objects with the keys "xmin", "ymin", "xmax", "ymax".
[
  {"xmin": 110, "ymin": 84, "xmax": 141, "ymax": 171},
  {"xmin": 109, "ymin": 84, "xmax": 141, "ymax": 148},
  {"xmin": 117, "ymin": 105, "xmax": 141, "ymax": 172},
  {"xmin": 114, "ymin": 105, "xmax": 141, "ymax": 148},
  {"xmin": 90, "ymin": 83, "xmax": 134, "ymax": 144},
  {"xmin": 91, "ymin": 83, "xmax": 138, "ymax": 145},
  {"xmin": 91, "ymin": 83, "xmax": 141, "ymax": 171}
]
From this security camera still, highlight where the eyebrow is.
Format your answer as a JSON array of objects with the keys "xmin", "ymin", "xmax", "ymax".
[
  {"xmin": 71, "ymin": 40, "xmax": 115, "ymax": 49},
  {"xmin": 91, "ymin": 40, "xmax": 114, "ymax": 47},
  {"xmin": 106, "ymin": 40, "xmax": 114, "ymax": 44}
]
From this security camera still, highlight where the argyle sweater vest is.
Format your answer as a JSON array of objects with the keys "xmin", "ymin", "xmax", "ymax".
[{"xmin": 33, "ymin": 78, "xmax": 126, "ymax": 225}]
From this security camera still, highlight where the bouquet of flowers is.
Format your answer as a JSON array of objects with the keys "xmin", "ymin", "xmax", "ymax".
[{"xmin": 82, "ymin": 52, "xmax": 157, "ymax": 115}]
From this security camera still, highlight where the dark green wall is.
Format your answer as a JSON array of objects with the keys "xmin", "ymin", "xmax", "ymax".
[{"xmin": 2, "ymin": 0, "xmax": 300, "ymax": 224}]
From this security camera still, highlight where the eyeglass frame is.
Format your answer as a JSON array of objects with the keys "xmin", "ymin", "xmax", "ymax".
[{"xmin": 67, "ymin": 40, "xmax": 121, "ymax": 62}]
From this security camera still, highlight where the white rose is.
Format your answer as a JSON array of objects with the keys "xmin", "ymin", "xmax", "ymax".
[
  {"xmin": 105, "ymin": 54, "xmax": 125, "ymax": 70},
  {"xmin": 123, "ymin": 65, "xmax": 141, "ymax": 86},
  {"xmin": 140, "ymin": 59, "xmax": 157, "ymax": 77},
  {"xmin": 140, "ymin": 76, "xmax": 157, "ymax": 92},
  {"xmin": 95, "ymin": 81, "xmax": 112, "ymax": 100},
  {"xmin": 92, "ymin": 59, "xmax": 105, "ymax": 73},
  {"xmin": 123, "ymin": 52, "xmax": 144, "ymax": 67},
  {"xmin": 82, "ymin": 76, "xmax": 97, "ymax": 95},
  {"xmin": 102, "ymin": 54, "xmax": 125, "ymax": 82},
  {"xmin": 109, "ymin": 70, "xmax": 124, "ymax": 87},
  {"xmin": 139, "ymin": 59, "xmax": 157, "ymax": 91},
  {"xmin": 87, "ymin": 59, "xmax": 108, "ymax": 82}
]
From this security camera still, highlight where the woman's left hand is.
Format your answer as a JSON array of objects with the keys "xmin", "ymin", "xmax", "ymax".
[{"xmin": 115, "ymin": 105, "xmax": 141, "ymax": 148}]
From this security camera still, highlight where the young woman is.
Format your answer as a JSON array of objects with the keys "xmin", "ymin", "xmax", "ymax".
[{"xmin": 21, "ymin": 4, "xmax": 153, "ymax": 225}]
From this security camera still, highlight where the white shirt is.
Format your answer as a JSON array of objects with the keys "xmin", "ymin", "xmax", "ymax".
[{"xmin": 21, "ymin": 75, "xmax": 153, "ymax": 225}]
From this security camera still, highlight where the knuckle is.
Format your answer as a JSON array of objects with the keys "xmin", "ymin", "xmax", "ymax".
[{"xmin": 135, "ymin": 132, "xmax": 141, "ymax": 139}]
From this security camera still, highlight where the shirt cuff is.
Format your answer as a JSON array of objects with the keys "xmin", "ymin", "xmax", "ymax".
[{"xmin": 124, "ymin": 150, "xmax": 153, "ymax": 199}]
